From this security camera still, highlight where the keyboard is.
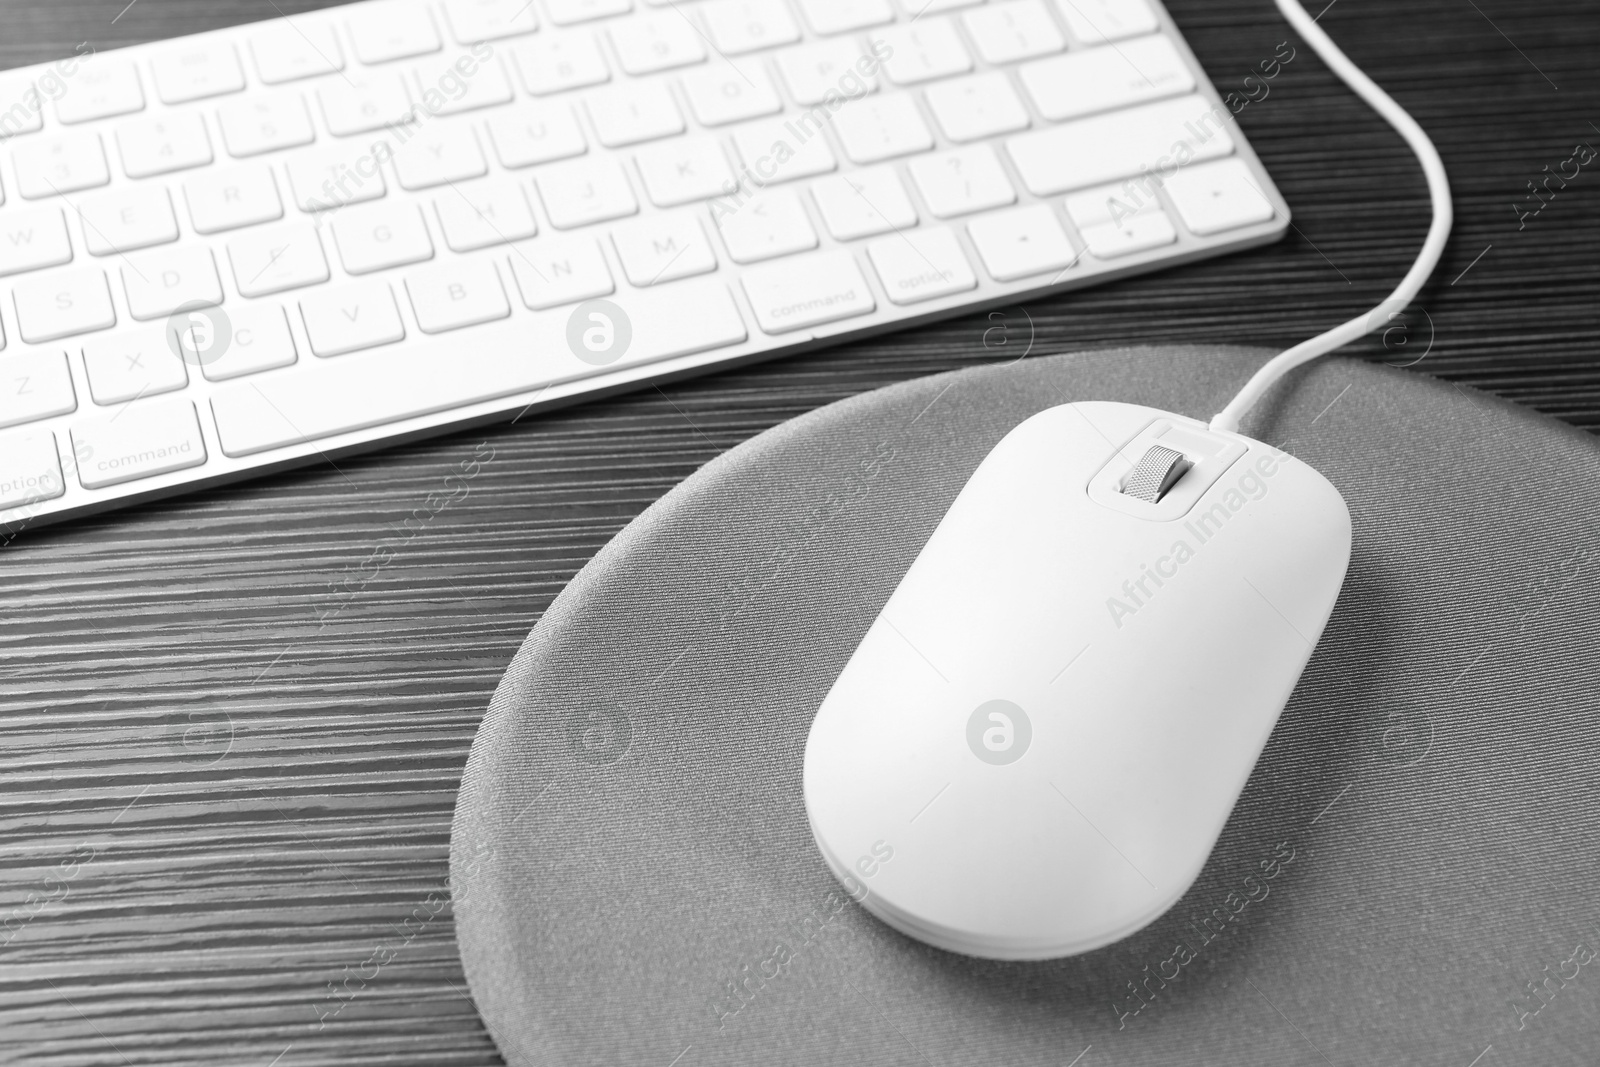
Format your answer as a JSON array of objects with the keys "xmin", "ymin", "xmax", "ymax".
[{"xmin": 0, "ymin": 0, "xmax": 1288, "ymax": 530}]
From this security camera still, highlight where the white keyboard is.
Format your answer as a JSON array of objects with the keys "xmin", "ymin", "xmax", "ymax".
[{"xmin": 0, "ymin": 0, "xmax": 1287, "ymax": 529}]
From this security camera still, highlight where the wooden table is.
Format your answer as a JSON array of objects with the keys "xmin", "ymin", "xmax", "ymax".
[{"xmin": 2, "ymin": 1, "xmax": 1597, "ymax": 1063}]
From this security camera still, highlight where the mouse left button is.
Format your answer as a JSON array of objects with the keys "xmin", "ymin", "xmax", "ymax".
[{"xmin": 1120, "ymin": 444, "xmax": 1190, "ymax": 503}]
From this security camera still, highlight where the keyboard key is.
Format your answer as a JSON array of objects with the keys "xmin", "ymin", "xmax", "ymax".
[
  {"xmin": 0, "ymin": 206, "xmax": 72, "ymax": 277},
  {"xmin": 1053, "ymin": 0, "xmax": 1157, "ymax": 44},
  {"xmin": 217, "ymin": 97, "xmax": 317, "ymax": 158},
  {"xmin": 405, "ymin": 258, "xmax": 511, "ymax": 333},
  {"xmin": 443, "ymin": 0, "xmax": 540, "ymax": 42},
  {"xmin": 0, "ymin": 431, "xmax": 63, "ymax": 510},
  {"xmin": 867, "ymin": 226, "xmax": 977, "ymax": 304},
  {"xmin": 546, "ymin": 0, "xmax": 632, "ymax": 25},
  {"xmin": 927, "ymin": 74, "xmax": 1028, "ymax": 144},
  {"xmin": 435, "ymin": 176, "xmax": 538, "ymax": 250},
  {"xmin": 612, "ymin": 211, "xmax": 717, "ymax": 285},
  {"xmin": 703, "ymin": 0, "xmax": 801, "ymax": 55},
  {"xmin": 1020, "ymin": 35, "xmax": 1193, "ymax": 122},
  {"xmin": 872, "ymin": 20, "xmax": 972, "ymax": 86},
  {"xmin": 0, "ymin": 350, "xmax": 77, "ymax": 428},
  {"xmin": 682, "ymin": 64, "xmax": 783, "ymax": 127},
  {"xmin": 122, "ymin": 247, "xmax": 224, "ymax": 321},
  {"xmin": 211, "ymin": 278, "xmax": 746, "ymax": 456},
  {"xmin": 392, "ymin": 121, "xmax": 488, "ymax": 189},
  {"xmin": 82, "ymin": 325, "xmax": 190, "ymax": 405},
  {"xmin": 588, "ymin": 84, "xmax": 685, "ymax": 147},
  {"xmin": 228, "ymin": 222, "xmax": 331, "ymax": 297},
  {"xmin": 79, "ymin": 186, "xmax": 180, "ymax": 255},
  {"xmin": 348, "ymin": 3, "xmax": 443, "ymax": 64},
  {"xmin": 14, "ymin": 269, "xmax": 116, "ymax": 343},
  {"xmin": 636, "ymin": 143, "xmax": 736, "ymax": 217},
  {"xmin": 715, "ymin": 187, "xmax": 817, "ymax": 263},
  {"xmin": 908, "ymin": 145, "xmax": 1016, "ymax": 218},
  {"xmin": 184, "ymin": 164, "xmax": 285, "ymax": 234},
  {"xmin": 14, "ymin": 132, "xmax": 110, "ymax": 199},
  {"xmin": 318, "ymin": 76, "xmax": 415, "ymax": 136},
  {"xmin": 331, "ymin": 202, "xmax": 435, "ymax": 274},
  {"xmin": 152, "ymin": 41, "xmax": 247, "ymax": 104},
  {"xmin": 731, "ymin": 117, "xmax": 836, "ymax": 184},
  {"xmin": 775, "ymin": 41, "xmax": 877, "ymax": 106},
  {"xmin": 287, "ymin": 142, "xmax": 389, "ymax": 210},
  {"xmin": 251, "ymin": 21, "xmax": 345, "ymax": 84},
  {"xmin": 740, "ymin": 248, "xmax": 873, "ymax": 333},
  {"xmin": 1077, "ymin": 206, "xmax": 1176, "ymax": 259},
  {"xmin": 967, "ymin": 203, "xmax": 1077, "ymax": 280},
  {"xmin": 1161, "ymin": 158, "xmax": 1277, "ymax": 235},
  {"xmin": 0, "ymin": 76, "xmax": 44, "ymax": 138},
  {"xmin": 511, "ymin": 32, "xmax": 611, "ymax": 95},
  {"xmin": 116, "ymin": 112, "xmax": 215, "ymax": 179},
  {"xmin": 794, "ymin": 0, "xmax": 893, "ymax": 35},
  {"xmin": 830, "ymin": 94, "xmax": 934, "ymax": 164},
  {"xmin": 1064, "ymin": 179, "xmax": 1163, "ymax": 229},
  {"xmin": 508, "ymin": 235, "xmax": 613, "ymax": 308},
  {"xmin": 300, "ymin": 279, "xmax": 406, "ymax": 356},
  {"xmin": 201, "ymin": 303, "xmax": 299, "ymax": 382},
  {"xmin": 54, "ymin": 59, "xmax": 144, "ymax": 124},
  {"xmin": 962, "ymin": 0, "xmax": 1065, "ymax": 64},
  {"xmin": 610, "ymin": 13, "xmax": 706, "ymax": 75},
  {"xmin": 72, "ymin": 398, "xmax": 207, "ymax": 488},
  {"xmin": 1090, "ymin": 215, "xmax": 1179, "ymax": 262},
  {"xmin": 635, "ymin": 135, "xmax": 735, "ymax": 207},
  {"xmin": 412, "ymin": 55, "xmax": 514, "ymax": 115},
  {"xmin": 534, "ymin": 157, "xmax": 638, "ymax": 228},
  {"xmin": 810, "ymin": 166, "xmax": 917, "ymax": 240},
  {"xmin": 486, "ymin": 103, "xmax": 588, "ymax": 168},
  {"xmin": 1006, "ymin": 95, "xmax": 1234, "ymax": 196}
]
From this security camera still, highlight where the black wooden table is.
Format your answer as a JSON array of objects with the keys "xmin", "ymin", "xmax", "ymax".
[{"xmin": 2, "ymin": 1, "xmax": 1596, "ymax": 1063}]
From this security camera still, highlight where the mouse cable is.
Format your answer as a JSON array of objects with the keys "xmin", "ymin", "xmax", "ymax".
[{"xmin": 1208, "ymin": 0, "xmax": 1453, "ymax": 435}]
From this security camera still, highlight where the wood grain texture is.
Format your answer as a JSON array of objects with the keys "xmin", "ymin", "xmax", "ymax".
[{"xmin": 1, "ymin": 0, "xmax": 1598, "ymax": 1063}]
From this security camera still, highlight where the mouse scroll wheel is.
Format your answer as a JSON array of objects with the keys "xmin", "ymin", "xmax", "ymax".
[{"xmin": 1121, "ymin": 445, "xmax": 1192, "ymax": 503}]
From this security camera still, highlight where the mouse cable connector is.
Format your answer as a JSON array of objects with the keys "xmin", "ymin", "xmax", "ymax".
[{"xmin": 1208, "ymin": 0, "xmax": 1453, "ymax": 435}]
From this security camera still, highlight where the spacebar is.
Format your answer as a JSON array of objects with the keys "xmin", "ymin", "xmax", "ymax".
[{"xmin": 211, "ymin": 279, "xmax": 748, "ymax": 457}]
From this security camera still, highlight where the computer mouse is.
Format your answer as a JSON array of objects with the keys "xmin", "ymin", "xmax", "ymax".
[{"xmin": 802, "ymin": 401, "xmax": 1351, "ymax": 960}]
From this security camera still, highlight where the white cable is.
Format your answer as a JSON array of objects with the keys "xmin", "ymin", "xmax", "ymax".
[{"xmin": 1208, "ymin": 0, "xmax": 1453, "ymax": 434}]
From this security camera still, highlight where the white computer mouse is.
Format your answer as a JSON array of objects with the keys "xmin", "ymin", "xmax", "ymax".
[{"xmin": 802, "ymin": 401, "xmax": 1351, "ymax": 960}]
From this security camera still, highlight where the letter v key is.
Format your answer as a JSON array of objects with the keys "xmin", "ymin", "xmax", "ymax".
[{"xmin": 301, "ymin": 280, "xmax": 405, "ymax": 357}]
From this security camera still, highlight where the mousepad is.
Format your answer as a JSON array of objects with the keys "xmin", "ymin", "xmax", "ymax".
[{"xmin": 451, "ymin": 346, "xmax": 1600, "ymax": 1066}]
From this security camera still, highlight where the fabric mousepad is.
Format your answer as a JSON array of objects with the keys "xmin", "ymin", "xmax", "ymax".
[{"xmin": 451, "ymin": 346, "xmax": 1600, "ymax": 1066}]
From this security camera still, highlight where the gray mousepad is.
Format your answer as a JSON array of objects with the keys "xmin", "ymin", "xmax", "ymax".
[{"xmin": 451, "ymin": 346, "xmax": 1600, "ymax": 1067}]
